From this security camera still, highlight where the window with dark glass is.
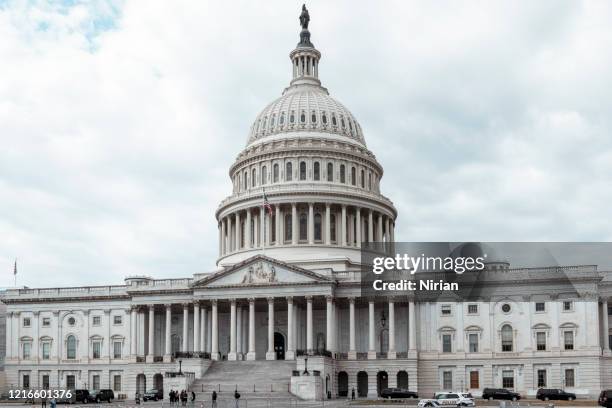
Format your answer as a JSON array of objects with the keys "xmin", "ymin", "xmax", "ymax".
[
  {"xmin": 314, "ymin": 162, "xmax": 320, "ymax": 181},
  {"xmin": 536, "ymin": 332, "xmax": 546, "ymax": 350},
  {"xmin": 330, "ymin": 214, "xmax": 336, "ymax": 242},
  {"xmin": 311, "ymin": 113, "xmax": 317, "ymax": 123},
  {"xmin": 300, "ymin": 161, "xmax": 307, "ymax": 180},
  {"xmin": 299, "ymin": 212, "xmax": 307, "ymax": 241},
  {"xmin": 327, "ymin": 163, "xmax": 333, "ymax": 182},
  {"xmin": 273, "ymin": 164, "xmax": 279, "ymax": 183},
  {"xmin": 469, "ymin": 333, "xmax": 478, "ymax": 352},
  {"xmin": 537, "ymin": 370, "xmax": 547, "ymax": 387},
  {"xmin": 501, "ymin": 325, "xmax": 513, "ymax": 352},
  {"xmin": 564, "ymin": 331, "xmax": 574, "ymax": 350},
  {"xmin": 351, "ymin": 167, "xmax": 356, "ymax": 186},
  {"xmin": 340, "ymin": 165, "xmax": 346, "ymax": 183},
  {"xmin": 252, "ymin": 169, "xmax": 256, "ymax": 187},
  {"xmin": 360, "ymin": 169, "xmax": 364, "ymax": 188},
  {"xmin": 332, "ymin": 115, "xmax": 337, "ymax": 126},
  {"xmin": 300, "ymin": 112, "xmax": 306, "ymax": 123},
  {"xmin": 442, "ymin": 334, "xmax": 452, "ymax": 353},
  {"xmin": 66, "ymin": 335, "xmax": 76, "ymax": 359},
  {"xmin": 261, "ymin": 166, "xmax": 267, "ymax": 185},
  {"xmin": 285, "ymin": 214, "xmax": 292, "ymax": 242},
  {"xmin": 286, "ymin": 162, "xmax": 293, "ymax": 181},
  {"xmin": 93, "ymin": 341, "xmax": 101, "ymax": 359},
  {"xmin": 314, "ymin": 213, "xmax": 322, "ymax": 241},
  {"xmin": 565, "ymin": 369, "xmax": 574, "ymax": 387},
  {"xmin": 502, "ymin": 371, "xmax": 514, "ymax": 389}
]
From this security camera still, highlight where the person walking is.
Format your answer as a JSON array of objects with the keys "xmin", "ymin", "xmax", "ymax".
[
  {"xmin": 234, "ymin": 390, "xmax": 241, "ymax": 408},
  {"xmin": 49, "ymin": 398, "xmax": 56, "ymax": 408},
  {"xmin": 211, "ymin": 390, "xmax": 217, "ymax": 408},
  {"xmin": 191, "ymin": 390, "xmax": 196, "ymax": 407},
  {"xmin": 41, "ymin": 397, "xmax": 47, "ymax": 407},
  {"xmin": 351, "ymin": 387, "xmax": 355, "ymax": 400}
]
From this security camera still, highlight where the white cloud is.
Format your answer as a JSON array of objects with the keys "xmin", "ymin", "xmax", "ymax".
[{"xmin": 1, "ymin": 0, "xmax": 611, "ymax": 286}]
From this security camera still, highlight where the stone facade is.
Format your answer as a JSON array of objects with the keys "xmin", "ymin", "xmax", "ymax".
[{"xmin": 1, "ymin": 6, "xmax": 612, "ymax": 401}]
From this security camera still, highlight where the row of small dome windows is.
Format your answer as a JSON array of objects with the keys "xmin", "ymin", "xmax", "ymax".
[
  {"xmin": 233, "ymin": 161, "xmax": 379, "ymax": 191},
  {"xmin": 254, "ymin": 110, "xmax": 359, "ymax": 136}
]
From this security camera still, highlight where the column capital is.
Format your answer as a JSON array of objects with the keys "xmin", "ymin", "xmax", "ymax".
[
  {"xmin": 33, "ymin": 310, "xmax": 40, "ymax": 316},
  {"xmin": 305, "ymin": 295, "xmax": 313, "ymax": 301},
  {"xmin": 348, "ymin": 296, "xmax": 356, "ymax": 304},
  {"xmin": 164, "ymin": 303, "xmax": 172, "ymax": 310},
  {"xmin": 267, "ymin": 296, "xmax": 275, "ymax": 304},
  {"xmin": 325, "ymin": 295, "xmax": 334, "ymax": 302},
  {"xmin": 248, "ymin": 297, "xmax": 256, "ymax": 304},
  {"xmin": 325, "ymin": 202, "xmax": 330, "ymax": 209},
  {"xmin": 230, "ymin": 298, "xmax": 237, "ymax": 305},
  {"xmin": 182, "ymin": 302, "xmax": 190, "ymax": 309},
  {"xmin": 211, "ymin": 299, "xmax": 218, "ymax": 306},
  {"xmin": 286, "ymin": 296, "xmax": 293, "ymax": 304},
  {"xmin": 130, "ymin": 305, "xmax": 140, "ymax": 312},
  {"xmin": 193, "ymin": 301, "xmax": 201, "ymax": 307},
  {"xmin": 104, "ymin": 309, "xmax": 111, "ymax": 315},
  {"xmin": 147, "ymin": 304, "xmax": 155, "ymax": 310}
]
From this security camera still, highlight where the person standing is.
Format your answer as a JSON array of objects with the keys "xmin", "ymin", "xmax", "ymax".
[
  {"xmin": 351, "ymin": 387, "xmax": 355, "ymax": 400},
  {"xmin": 234, "ymin": 390, "xmax": 241, "ymax": 408},
  {"xmin": 41, "ymin": 397, "xmax": 47, "ymax": 407},
  {"xmin": 191, "ymin": 390, "xmax": 196, "ymax": 407},
  {"xmin": 211, "ymin": 390, "xmax": 217, "ymax": 408}
]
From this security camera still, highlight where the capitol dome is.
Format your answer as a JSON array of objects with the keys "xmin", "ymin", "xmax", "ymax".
[{"xmin": 216, "ymin": 7, "xmax": 396, "ymax": 271}]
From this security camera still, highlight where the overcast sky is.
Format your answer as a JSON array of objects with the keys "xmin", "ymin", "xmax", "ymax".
[{"xmin": 1, "ymin": 0, "xmax": 612, "ymax": 287}]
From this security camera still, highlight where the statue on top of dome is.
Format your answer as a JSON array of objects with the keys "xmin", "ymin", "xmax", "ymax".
[{"xmin": 299, "ymin": 4, "xmax": 310, "ymax": 30}]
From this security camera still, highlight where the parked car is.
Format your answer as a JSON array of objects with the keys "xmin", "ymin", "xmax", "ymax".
[
  {"xmin": 598, "ymin": 390, "xmax": 612, "ymax": 408},
  {"xmin": 87, "ymin": 389, "xmax": 115, "ymax": 403},
  {"xmin": 536, "ymin": 389, "xmax": 576, "ymax": 401},
  {"xmin": 143, "ymin": 389, "xmax": 164, "ymax": 401},
  {"xmin": 72, "ymin": 389, "xmax": 90, "ymax": 403},
  {"xmin": 419, "ymin": 392, "xmax": 475, "ymax": 407},
  {"xmin": 482, "ymin": 388, "xmax": 521, "ymax": 401},
  {"xmin": 380, "ymin": 388, "xmax": 418, "ymax": 399}
]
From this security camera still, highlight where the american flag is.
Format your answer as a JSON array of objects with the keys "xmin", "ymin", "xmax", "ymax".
[{"xmin": 263, "ymin": 190, "xmax": 273, "ymax": 215}]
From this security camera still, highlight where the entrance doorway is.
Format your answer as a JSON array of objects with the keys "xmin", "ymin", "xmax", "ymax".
[
  {"xmin": 338, "ymin": 372, "xmax": 348, "ymax": 397},
  {"xmin": 397, "ymin": 371, "xmax": 408, "ymax": 389},
  {"xmin": 153, "ymin": 373, "xmax": 163, "ymax": 394},
  {"xmin": 357, "ymin": 371, "xmax": 368, "ymax": 398},
  {"xmin": 136, "ymin": 374, "xmax": 146, "ymax": 395},
  {"xmin": 274, "ymin": 332, "xmax": 285, "ymax": 360},
  {"xmin": 377, "ymin": 371, "xmax": 388, "ymax": 396}
]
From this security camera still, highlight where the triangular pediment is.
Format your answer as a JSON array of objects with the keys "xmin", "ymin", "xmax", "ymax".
[{"xmin": 192, "ymin": 255, "xmax": 334, "ymax": 288}]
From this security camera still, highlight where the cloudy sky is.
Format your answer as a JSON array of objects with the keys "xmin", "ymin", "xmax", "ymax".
[{"xmin": 1, "ymin": 0, "xmax": 611, "ymax": 287}]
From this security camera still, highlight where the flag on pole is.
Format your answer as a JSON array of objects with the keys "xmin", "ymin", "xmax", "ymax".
[
  {"xmin": 14, "ymin": 259, "xmax": 17, "ymax": 276},
  {"xmin": 263, "ymin": 189, "xmax": 273, "ymax": 215}
]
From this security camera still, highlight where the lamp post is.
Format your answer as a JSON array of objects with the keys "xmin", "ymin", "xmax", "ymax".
[
  {"xmin": 179, "ymin": 359, "xmax": 183, "ymax": 375},
  {"xmin": 303, "ymin": 357, "xmax": 309, "ymax": 375},
  {"xmin": 381, "ymin": 310, "xmax": 386, "ymax": 328}
]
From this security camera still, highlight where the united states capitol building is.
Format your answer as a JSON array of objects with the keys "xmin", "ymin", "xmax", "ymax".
[{"xmin": 2, "ymin": 7, "xmax": 612, "ymax": 401}]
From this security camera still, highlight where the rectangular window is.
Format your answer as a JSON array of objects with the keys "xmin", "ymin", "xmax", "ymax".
[
  {"xmin": 92, "ymin": 316, "xmax": 101, "ymax": 326},
  {"xmin": 563, "ymin": 301, "xmax": 573, "ymax": 311},
  {"xmin": 23, "ymin": 343, "xmax": 31, "ymax": 359},
  {"xmin": 535, "ymin": 302, "xmax": 545, "ymax": 312},
  {"xmin": 113, "ymin": 341, "xmax": 122, "ymax": 359},
  {"xmin": 441, "ymin": 305, "xmax": 452, "ymax": 316},
  {"xmin": 564, "ymin": 331, "xmax": 574, "ymax": 350},
  {"xmin": 23, "ymin": 374, "xmax": 30, "ymax": 389},
  {"xmin": 468, "ymin": 333, "xmax": 478, "ymax": 353},
  {"xmin": 442, "ymin": 371, "xmax": 452, "ymax": 390},
  {"xmin": 565, "ymin": 369, "xmax": 575, "ymax": 387},
  {"xmin": 42, "ymin": 317, "xmax": 51, "ymax": 327},
  {"xmin": 537, "ymin": 369, "xmax": 547, "ymax": 387},
  {"xmin": 469, "ymin": 371, "xmax": 479, "ymax": 389},
  {"xmin": 467, "ymin": 304, "xmax": 478, "ymax": 314},
  {"xmin": 42, "ymin": 375, "xmax": 50, "ymax": 389},
  {"xmin": 536, "ymin": 332, "xmax": 547, "ymax": 351},
  {"xmin": 113, "ymin": 375, "xmax": 122, "ymax": 391},
  {"xmin": 93, "ymin": 375, "xmax": 100, "ymax": 390},
  {"xmin": 42, "ymin": 342, "xmax": 50, "ymax": 360},
  {"xmin": 502, "ymin": 371, "xmax": 514, "ymax": 389},
  {"xmin": 608, "ymin": 305, "xmax": 612, "ymax": 316},
  {"xmin": 23, "ymin": 317, "xmax": 31, "ymax": 327},
  {"xmin": 442, "ymin": 334, "xmax": 452, "ymax": 353},
  {"xmin": 113, "ymin": 315, "xmax": 122, "ymax": 325},
  {"xmin": 93, "ymin": 341, "xmax": 101, "ymax": 359},
  {"xmin": 66, "ymin": 375, "xmax": 75, "ymax": 389}
]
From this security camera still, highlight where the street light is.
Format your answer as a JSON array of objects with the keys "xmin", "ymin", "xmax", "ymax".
[
  {"xmin": 380, "ymin": 310, "xmax": 387, "ymax": 328},
  {"xmin": 179, "ymin": 360, "xmax": 183, "ymax": 375}
]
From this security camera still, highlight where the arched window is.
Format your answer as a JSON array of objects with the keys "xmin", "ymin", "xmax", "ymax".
[
  {"xmin": 340, "ymin": 165, "xmax": 346, "ymax": 183},
  {"xmin": 360, "ymin": 170, "xmax": 365, "ymax": 188},
  {"xmin": 243, "ymin": 171, "xmax": 248, "ymax": 190},
  {"xmin": 286, "ymin": 162, "xmax": 293, "ymax": 181},
  {"xmin": 314, "ymin": 213, "xmax": 322, "ymax": 241},
  {"xmin": 368, "ymin": 173, "xmax": 372, "ymax": 190},
  {"xmin": 252, "ymin": 169, "xmax": 256, "ymax": 187},
  {"xmin": 284, "ymin": 214, "xmax": 292, "ymax": 242},
  {"xmin": 311, "ymin": 113, "xmax": 317, "ymax": 123},
  {"xmin": 261, "ymin": 166, "xmax": 267, "ymax": 185},
  {"xmin": 66, "ymin": 335, "xmax": 76, "ymax": 360},
  {"xmin": 327, "ymin": 163, "xmax": 333, "ymax": 182},
  {"xmin": 332, "ymin": 115, "xmax": 337, "ymax": 126},
  {"xmin": 290, "ymin": 112, "xmax": 295, "ymax": 124},
  {"xmin": 351, "ymin": 167, "xmax": 356, "ymax": 186},
  {"xmin": 314, "ymin": 162, "xmax": 320, "ymax": 181},
  {"xmin": 273, "ymin": 164, "xmax": 279, "ymax": 183},
  {"xmin": 300, "ymin": 161, "xmax": 307, "ymax": 180},
  {"xmin": 280, "ymin": 113, "xmax": 285, "ymax": 125},
  {"xmin": 322, "ymin": 113, "xmax": 327, "ymax": 124},
  {"xmin": 501, "ymin": 325, "xmax": 513, "ymax": 352},
  {"xmin": 270, "ymin": 115, "xmax": 275, "ymax": 127},
  {"xmin": 299, "ymin": 212, "xmax": 307, "ymax": 241},
  {"xmin": 300, "ymin": 112, "xmax": 306, "ymax": 123},
  {"xmin": 330, "ymin": 214, "xmax": 337, "ymax": 242},
  {"xmin": 341, "ymin": 117, "xmax": 346, "ymax": 128}
]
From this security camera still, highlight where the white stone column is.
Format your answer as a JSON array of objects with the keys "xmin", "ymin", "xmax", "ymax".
[
  {"xmin": 245, "ymin": 210, "xmax": 252, "ymax": 249},
  {"xmin": 286, "ymin": 297, "xmax": 295, "ymax": 360},
  {"xmin": 266, "ymin": 297, "xmax": 276, "ymax": 360},
  {"xmin": 260, "ymin": 209, "xmax": 265, "ymax": 248},
  {"xmin": 193, "ymin": 302, "xmax": 200, "ymax": 352},
  {"xmin": 377, "ymin": 213, "xmax": 383, "ymax": 242},
  {"xmin": 275, "ymin": 206, "xmax": 281, "ymax": 245},
  {"xmin": 306, "ymin": 296, "xmax": 313, "ymax": 352},
  {"xmin": 247, "ymin": 298, "xmax": 256, "ymax": 360},
  {"xmin": 200, "ymin": 306, "xmax": 207, "ymax": 352},
  {"xmin": 236, "ymin": 305, "xmax": 243, "ymax": 359},
  {"xmin": 182, "ymin": 303, "xmax": 189, "ymax": 352},
  {"xmin": 388, "ymin": 299, "xmax": 396, "ymax": 359},
  {"xmin": 228, "ymin": 299, "xmax": 237, "ymax": 360},
  {"xmin": 221, "ymin": 218, "xmax": 226, "ymax": 255},
  {"xmin": 146, "ymin": 305, "xmax": 155, "ymax": 362},
  {"xmin": 235, "ymin": 212, "xmax": 241, "ymax": 251},
  {"xmin": 348, "ymin": 298, "xmax": 356, "ymax": 359},
  {"xmin": 368, "ymin": 300, "xmax": 376, "ymax": 359},
  {"xmin": 326, "ymin": 296, "xmax": 333, "ymax": 353},
  {"xmin": 211, "ymin": 300, "xmax": 220, "ymax": 360},
  {"xmin": 341, "ymin": 205, "xmax": 347, "ymax": 246},
  {"xmin": 292, "ymin": 204, "xmax": 298, "ymax": 245},
  {"xmin": 164, "ymin": 304, "xmax": 172, "ymax": 361},
  {"xmin": 325, "ymin": 204, "xmax": 331, "ymax": 245},
  {"xmin": 409, "ymin": 300, "xmax": 417, "ymax": 352},
  {"xmin": 368, "ymin": 210, "xmax": 374, "ymax": 242},
  {"xmin": 266, "ymin": 209, "xmax": 272, "ymax": 246},
  {"xmin": 355, "ymin": 208, "xmax": 361, "ymax": 248},
  {"xmin": 130, "ymin": 306, "xmax": 138, "ymax": 358},
  {"xmin": 604, "ymin": 299, "xmax": 610, "ymax": 351},
  {"xmin": 253, "ymin": 213, "xmax": 259, "ymax": 247},
  {"xmin": 308, "ymin": 203, "xmax": 314, "ymax": 244}
]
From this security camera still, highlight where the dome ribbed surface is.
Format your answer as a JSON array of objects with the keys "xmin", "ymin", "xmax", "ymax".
[{"xmin": 247, "ymin": 85, "xmax": 366, "ymax": 147}]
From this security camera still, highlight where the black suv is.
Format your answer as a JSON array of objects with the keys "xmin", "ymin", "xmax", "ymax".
[
  {"xmin": 380, "ymin": 388, "xmax": 419, "ymax": 399},
  {"xmin": 87, "ymin": 389, "xmax": 115, "ymax": 403},
  {"xmin": 599, "ymin": 390, "xmax": 612, "ymax": 408},
  {"xmin": 482, "ymin": 388, "xmax": 521, "ymax": 401},
  {"xmin": 143, "ymin": 389, "xmax": 164, "ymax": 401},
  {"xmin": 536, "ymin": 389, "xmax": 576, "ymax": 401},
  {"xmin": 73, "ymin": 389, "xmax": 90, "ymax": 403}
]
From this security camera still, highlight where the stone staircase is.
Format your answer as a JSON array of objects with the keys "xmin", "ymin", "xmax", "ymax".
[{"xmin": 190, "ymin": 360, "xmax": 297, "ymax": 402}]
